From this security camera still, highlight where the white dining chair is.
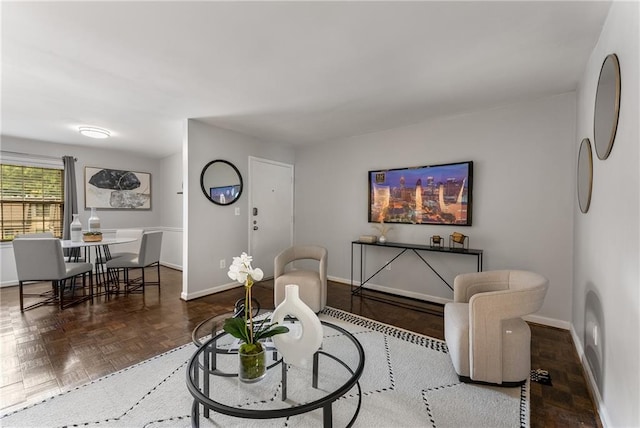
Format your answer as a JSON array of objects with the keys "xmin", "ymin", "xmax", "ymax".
[
  {"xmin": 13, "ymin": 237, "xmax": 94, "ymax": 311},
  {"xmin": 105, "ymin": 231, "xmax": 163, "ymax": 294},
  {"xmin": 108, "ymin": 229, "xmax": 144, "ymax": 260}
]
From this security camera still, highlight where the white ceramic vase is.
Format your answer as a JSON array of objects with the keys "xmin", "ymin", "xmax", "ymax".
[
  {"xmin": 271, "ymin": 284, "xmax": 323, "ymax": 368},
  {"xmin": 88, "ymin": 207, "xmax": 101, "ymax": 232},
  {"xmin": 70, "ymin": 214, "xmax": 82, "ymax": 242}
]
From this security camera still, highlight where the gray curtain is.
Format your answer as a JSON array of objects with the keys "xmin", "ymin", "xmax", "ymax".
[{"xmin": 62, "ymin": 156, "xmax": 78, "ymax": 241}]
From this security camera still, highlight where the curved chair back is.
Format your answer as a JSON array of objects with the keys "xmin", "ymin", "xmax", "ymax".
[
  {"xmin": 13, "ymin": 238, "xmax": 67, "ymax": 281},
  {"xmin": 274, "ymin": 245, "xmax": 328, "ymax": 312},
  {"xmin": 446, "ymin": 269, "xmax": 548, "ymax": 385},
  {"xmin": 274, "ymin": 245, "xmax": 327, "ymax": 280}
]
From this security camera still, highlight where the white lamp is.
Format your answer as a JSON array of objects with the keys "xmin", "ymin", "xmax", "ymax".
[{"xmin": 78, "ymin": 126, "xmax": 110, "ymax": 139}]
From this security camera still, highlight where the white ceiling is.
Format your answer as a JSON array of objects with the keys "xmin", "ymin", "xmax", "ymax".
[{"xmin": 1, "ymin": 1, "xmax": 611, "ymax": 159}]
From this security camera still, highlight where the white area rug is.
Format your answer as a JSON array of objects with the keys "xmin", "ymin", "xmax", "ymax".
[{"xmin": 1, "ymin": 307, "xmax": 528, "ymax": 427}]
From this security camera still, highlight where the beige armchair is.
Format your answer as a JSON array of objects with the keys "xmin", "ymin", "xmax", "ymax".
[
  {"xmin": 444, "ymin": 270, "xmax": 548, "ymax": 386},
  {"xmin": 274, "ymin": 246, "xmax": 327, "ymax": 313}
]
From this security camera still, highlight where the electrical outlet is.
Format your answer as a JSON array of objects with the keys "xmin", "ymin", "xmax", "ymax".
[
  {"xmin": 219, "ymin": 259, "xmax": 226, "ymax": 269},
  {"xmin": 235, "ymin": 207, "xmax": 240, "ymax": 216}
]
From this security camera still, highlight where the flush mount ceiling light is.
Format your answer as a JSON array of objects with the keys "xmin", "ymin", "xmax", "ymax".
[{"xmin": 78, "ymin": 126, "xmax": 111, "ymax": 139}]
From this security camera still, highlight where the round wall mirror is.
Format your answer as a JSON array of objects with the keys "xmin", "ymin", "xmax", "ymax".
[
  {"xmin": 577, "ymin": 138, "xmax": 593, "ymax": 213},
  {"xmin": 200, "ymin": 159, "xmax": 243, "ymax": 205},
  {"xmin": 593, "ymin": 53, "xmax": 621, "ymax": 160}
]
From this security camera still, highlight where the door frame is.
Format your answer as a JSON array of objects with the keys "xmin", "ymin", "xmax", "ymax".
[{"xmin": 247, "ymin": 156, "xmax": 294, "ymax": 277}]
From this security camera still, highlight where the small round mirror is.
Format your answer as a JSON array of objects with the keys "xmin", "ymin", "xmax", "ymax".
[
  {"xmin": 200, "ymin": 160, "xmax": 243, "ymax": 205},
  {"xmin": 577, "ymin": 138, "xmax": 593, "ymax": 213},
  {"xmin": 593, "ymin": 53, "xmax": 621, "ymax": 160}
]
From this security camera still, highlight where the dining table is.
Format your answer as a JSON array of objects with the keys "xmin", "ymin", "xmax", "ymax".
[{"xmin": 61, "ymin": 237, "xmax": 137, "ymax": 293}]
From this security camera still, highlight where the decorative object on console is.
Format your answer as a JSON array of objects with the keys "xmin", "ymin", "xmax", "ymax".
[
  {"xmin": 593, "ymin": 53, "xmax": 621, "ymax": 160},
  {"xmin": 70, "ymin": 214, "xmax": 82, "ymax": 242},
  {"xmin": 359, "ymin": 235, "xmax": 377, "ymax": 244},
  {"xmin": 223, "ymin": 253, "xmax": 288, "ymax": 382},
  {"xmin": 577, "ymin": 138, "xmax": 593, "ymax": 214},
  {"xmin": 84, "ymin": 167, "xmax": 151, "ymax": 210},
  {"xmin": 430, "ymin": 235, "xmax": 443, "ymax": 247},
  {"xmin": 369, "ymin": 161, "xmax": 473, "ymax": 226},
  {"xmin": 372, "ymin": 220, "xmax": 392, "ymax": 244},
  {"xmin": 449, "ymin": 232, "xmax": 468, "ymax": 249},
  {"xmin": 82, "ymin": 231, "xmax": 102, "ymax": 242},
  {"xmin": 271, "ymin": 284, "xmax": 323, "ymax": 368}
]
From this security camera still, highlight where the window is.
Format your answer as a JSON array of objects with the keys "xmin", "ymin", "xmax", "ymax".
[{"xmin": 1, "ymin": 164, "xmax": 64, "ymax": 241}]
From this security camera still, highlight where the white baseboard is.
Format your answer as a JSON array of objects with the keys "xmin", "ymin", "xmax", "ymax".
[
  {"xmin": 181, "ymin": 281, "xmax": 241, "ymax": 301},
  {"xmin": 570, "ymin": 326, "xmax": 610, "ymax": 428},
  {"xmin": 160, "ymin": 261, "xmax": 182, "ymax": 271}
]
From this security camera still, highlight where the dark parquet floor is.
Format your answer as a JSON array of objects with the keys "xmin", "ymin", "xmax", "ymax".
[{"xmin": 0, "ymin": 267, "xmax": 600, "ymax": 427}]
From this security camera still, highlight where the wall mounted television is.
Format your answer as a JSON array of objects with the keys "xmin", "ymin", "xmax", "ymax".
[
  {"xmin": 368, "ymin": 161, "xmax": 473, "ymax": 226},
  {"xmin": 210, "ymin": 185, "xmax": 241, "ymax": 205}
]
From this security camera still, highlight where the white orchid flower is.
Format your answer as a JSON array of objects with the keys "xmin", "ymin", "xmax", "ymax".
[
  {"xmin": 228, "ymin": 252, "xmax": 262, "ymax": 285},
  {"xmin": 250, "ymin": 267, "xmax": 264, "ymax": 281}
]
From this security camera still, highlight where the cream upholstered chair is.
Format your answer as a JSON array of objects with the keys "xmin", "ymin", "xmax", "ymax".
[
  {"xmin": 444, "ymin": 270, "xmax": 548, "ymax": 386},
  {"xmin": 13, "ymin": 237, "xmax": 93, "ymax": 311},
  {"xmin": 15, "ymin": 232, "xmax": 54, "ymax": 238},
  {"xmin": 274, "ymin": 246, "xmax": 327, "ymax": 313},
  {"xmin": 108, "ymin": 228, "xmax": 144, "ymax": 260},
  {"xmin": 105, "ymin": 231, "xmax": 163, "ymax": 294}
]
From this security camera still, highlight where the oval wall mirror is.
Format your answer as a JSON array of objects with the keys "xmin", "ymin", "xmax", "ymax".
[
  {"xmin": 577, "ymin": 138, "xmax": 593, "ymax": 213},
  {"xmin": 200, "ymin": 159, "xmax": 243, "ymax": 205},
  {"xmin": 593, "ymin": 53, "xmax": 621, "ymax": 160}
]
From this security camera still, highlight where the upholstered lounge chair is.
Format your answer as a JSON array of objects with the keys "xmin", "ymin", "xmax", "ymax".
[
  {"xmin": 274, "ymin": 245, "xmax": 327, "ymax": 313},
  {"xmin": 444, "ymin": 270, "xmax": 548, "ymax": 386}
]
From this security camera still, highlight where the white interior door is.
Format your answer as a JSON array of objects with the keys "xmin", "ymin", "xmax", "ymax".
[{"xmin": 248, "ymin": 157, "xmax": 294, "ymax": 278}]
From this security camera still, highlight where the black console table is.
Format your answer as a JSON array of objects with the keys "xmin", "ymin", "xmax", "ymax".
[{"xmin": 350, "ymin": 240, "xmax": 483, "ymax": 299}]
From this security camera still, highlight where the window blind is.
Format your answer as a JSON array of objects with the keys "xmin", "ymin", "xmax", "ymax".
[{"xmin": 0, "ymin": 164, "xmax": 64, "ymax": 241}]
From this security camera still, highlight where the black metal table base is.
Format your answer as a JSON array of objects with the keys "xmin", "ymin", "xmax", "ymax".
[
  {"xmin": 188, "ymin": 321, "xmax": 364, "ymax": 428},
  {"xmin": 350, "ymin": 240, "xmax": 483, "ymax": 308}
]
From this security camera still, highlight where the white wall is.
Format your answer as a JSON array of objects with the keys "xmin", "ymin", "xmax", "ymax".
[
  {"xmin": 573, "ymin": 2, "xmax": 639, "ymax": 427},
  {"xmin": 157, "ymin": 151, "xmax": 183, "ymax": 269},
  {"xmin": 182, "ymin": 119, "xmax": 295, "ymax": 300},
  {"xmin": 294, "ymin": 93, "xmax": 576, "ymax": 326},
  {"xmin": 0, "ymin": 135, "xmax": 182, "ymax": 285}
]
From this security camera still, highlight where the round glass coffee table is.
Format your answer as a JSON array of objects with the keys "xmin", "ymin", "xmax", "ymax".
[{"xmin": 186, "ymin": 320, "xmax": 365, "ymax": 427}]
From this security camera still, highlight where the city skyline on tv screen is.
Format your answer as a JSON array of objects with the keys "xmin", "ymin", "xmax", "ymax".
[{"xmin": 369, "ymin": 161, "xmax": 472, "ymax": 226}]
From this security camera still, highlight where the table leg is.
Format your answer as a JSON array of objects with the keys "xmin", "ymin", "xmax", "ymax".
[
  {"xmin": 281, "ymin": 360, "xmax": 288, "ymax": 401},
  {"xmin": 204, "ymin": 344, "xmax": 210, "ymax": 418},
  {"xmin": 323, "ymin": 403, "xmax": 333, "ymax": 428},
  {"xmin": 313, "ymin": 351, "xmax": 319, "ymax": 388},
  {"xmin": 191, "ymin": 400, "xmax": 200, "ymax": 428}
]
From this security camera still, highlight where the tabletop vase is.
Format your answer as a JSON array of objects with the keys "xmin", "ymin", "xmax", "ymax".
[
  {"xmin": 70, "ymin": 214, "xmax": 82, "ymax": 242},
  {"xmin": 271, "ymin": 284, "xmax": 323, "ymax": 368},
  {"xmin": 238, "ymin": 345, "xmax": 266, "ymax": 383},
  {"xmin": 88, "ymin": 207, "xmax": 101, "ymax": 232}
]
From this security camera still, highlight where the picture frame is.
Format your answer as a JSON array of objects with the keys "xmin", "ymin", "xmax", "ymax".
[
  {"xmin": 84, "ymin": 166, "xmax": 151, "ymax": 209},
  {"xmin": 368, "ymin": 161, "xmax": 473, "ymax": 226}
]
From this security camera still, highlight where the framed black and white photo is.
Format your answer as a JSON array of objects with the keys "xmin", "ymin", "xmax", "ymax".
[{"xmin": 84, "ymin": 167, "xmax": 151, "ymax": 209}]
